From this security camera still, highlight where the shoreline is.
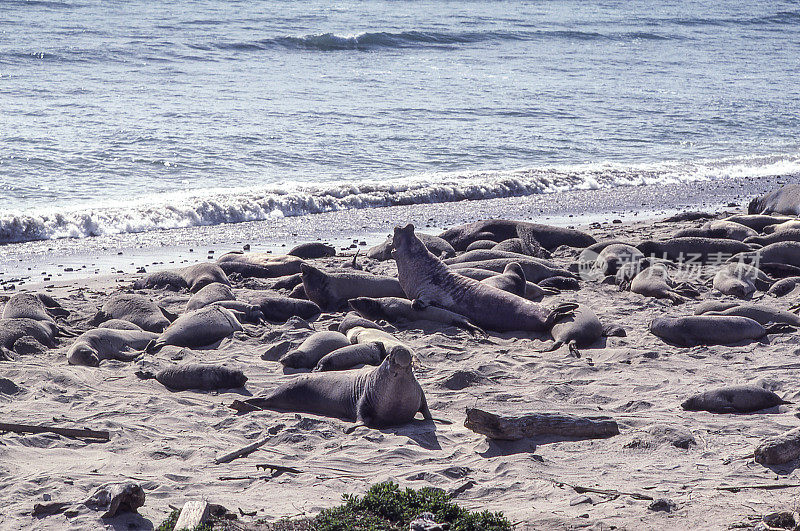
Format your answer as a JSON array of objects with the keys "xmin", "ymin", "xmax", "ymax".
[{"xmin": 3, "ymin": 172, "xmax": 795, "ymax": 290}]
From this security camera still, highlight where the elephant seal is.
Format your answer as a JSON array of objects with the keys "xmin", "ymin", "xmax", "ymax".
[
  {"xmin": 313, "ymin": 342, "xmax": 386, "ymax": 372},
  {"xmin": 217, "ymin": 252, "xmax": 304, "ymax": 278},
  {"xmin": 649, "ymin": 315, "xmax": 767, "ymax": 346},
  {"xmin": 593, "ymin": 244, "xmax": 644, "ymax": 276},
  {"xmin": 439, "ymin": 219, "xmax": 595, "ymax": 251},
  {"xmin": 91, "ymin": 294, "xmax": 172, "ymax": 332},
  {"xmin": 663, "ymin": 211, "xmax": 715, "ymax": 222},
  {"xmin": 628, "ymin": 264, "xmax": 697, "ymax": 303},
  {"xmin": 748, "ymin": 184, "xmax": 800, "ymax": 215},
  {"xmin": 713, "ymin": 263, "xmax": 773, "ymax": 298},
  {"xmin": 763, "ymin": 220, "xmax": 800, "ymax": 234},
  {"xmin": 2, "ymin": 292, "xmax": 69, "ymax": 321},
  {"xmin": 745, "ymin": 229, "xmax": 800, "ymax": 246},
  {"xmin": 98, "ymin": 319, "xmax": 144, "ymax": 331},
  {"xmin": 239, "ymin": 290, "xmax": 321, "ymax": 322},
  {"xmin": 288, "ymin": 242, "xmax": 336, "ymax": 259},
  {"xmin": 540, "ymin": 305, "xmax": 603, "ymax": 356},
  {"xmin": 134, "ymin": 263, "xmax": 229, "ymax": 292},
  {"xmin": 695, "ymin": 303, "xmax": 800, "ymax": 327},
  {"xmin": 300, "ymin": 264, "xmax": 405, "ymax": 311},
  {"xmin": 367, "ymin": 233, "xmax": 456, "ymax": 260},
  {"xmin": 491, "ymin": 236, "xmax": 549, "ymax": 259},
  {"xmin": 444, "ymin": 249, "xmax": 561, "ymax": 269},
  {"xmin": 231, "ymin": 345, "xmax": 431, "ymax": 428},
  {"xmin": 453, "ymin": 267, "xmax": 555, "ymax": 300},
  {"xmin": 730, "ymin": 242, "xmax": 800, "ymax": 270},
  {"xmin": 271, "ymin": 273, "xmax": 303, "ymax": 291},
  {"xmin": 136, "ymin": 363, "xmax": 247, "ymax": 390},
  {"xmin": 723, "ymin": 214, "xmax": 793, "ymax": 232},
  {"xmin": 146, "ymin": 306, "xmax": 243, "ymax": 353},
  {"xmin": 449, "ymin": 258, "xmax": 574, "ymax": 284},
  {"xmin": 186, "ymin": 282, "xmax": 236, "ymax": 311},
  {"xmin": 681, "ymin": 385, "xmax": 790, "ymax": 413},
  {"xmin": 0, "ymin": 318, "xmax": 58, "ymax": 360},
  {"xmin": 466, "ymin": 240, "xmax": 500, "ymax": 252},
  {"xmin": 538, "ymin": 276, "xmax": 580, "ymax": 290},
  {"xmin": 675, "ymin": 220, "xmax": 758, "ymax": 241},
  {"xmin": 67, "ymin": 328, "xmax": 158, "ymax": 366},
  {"xmin": 392, "ymin": 224, "xmax": 574, "ymax": 332},
  {"xmin": 768, "ymin": 276, "xmax": 800, "ymax": 297},
  {"xmin": 348, "ymin": 296, "xmax": 482, "ymax": 335},
  {"xmin": 279, "ymin": 331, "xmax": 351, "ymax": 369},
  {"xmin": 637, "ymin": 238, "xmax": 753, "ymax": 263},
  {"xmin": 337, "ymin": 312, "xmax": 383, "ymax": 335}
]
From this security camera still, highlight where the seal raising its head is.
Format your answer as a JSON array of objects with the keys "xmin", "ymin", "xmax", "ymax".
[{"xmin": 392, "ymin": 224, "xmax": 573, "ymax": 332}]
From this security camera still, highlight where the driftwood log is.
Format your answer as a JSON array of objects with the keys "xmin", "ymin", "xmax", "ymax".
[
  {"xmin": 755, "ymin": 427, "xmax": 800, "ymax": 465},
  {"xmin": 0, "ymin": 422, "xmax": 110, "ymax": 441},
  {"xmin": 464, "ymin": 408, "xmax": 619, "ymax": 441},
  {"xmin": 174, "ymin": 501, "xmax": 211, "ymax": 530}
]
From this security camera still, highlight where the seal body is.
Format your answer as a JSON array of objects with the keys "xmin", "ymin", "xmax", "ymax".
[
  {"xmin": 140, "ymin": 364, "xmax": 247, "ymax": 390},
  {"xmin": 238, "ymin": 346, "xmax": 431, "ymax": 427},
  {"xmin": 479, "ymin": 262, "xmax": 527, "ymax": 297},
  {"xmin": 367, "ymin": 233, "xmax": 455, "ymax": 260},
  {"xmin": 217, "ymin": 252, "xmax": 304, "ymax": 278},
  {"xmin": 649, "ymin": 315, "xmax": 766, "ymax": 346},
  {"xmin": 393, "ymin": 224, "xmax": 563, "ymax": 332},
  {"xmin": 696, "ymin": 303, "xmax": 800, "ymax": 327},
  {"xmin": 288, "ymin": 243, "xmax": 336, "ymax": 259},
  {"xmin": 2, "ymin": 293, "xmax": 68, "ymax": 322},
  {"xmin": 67, "ymin": 328, "xmax": 158, "ymax": 366},
  {"xmin": 768, "ymin": 276, "xmax": 800, "ymax": 297},
  {"xmin": 637, "ymin": 238, "xmax": 752, "ymax": 263},
  {"xmin": 347, "ymin": 296, "xmax": 481, "ymax": 334},
  {"xmin": 682, "ymin": 385, "xmax": 790, "ymax": 413},
  {"xmin": 748, "ymin": 184, "xmax": 800, "ymax": 216},
  {"xmin": 713, "ymin": 263, "xmax": 772, "ymax": 298},
  {"xmin": 279, "ymin": 331, "xmax": 351, "ymax": 369},
  {"xmin": 593, "ymin": 244, "xmax": 644, "ymax": 276},
  {"xmin": 544, "ymin": 305, "xmax": 603, "ymax": 354},
  {"xmin": 240, "ymin": 290, "xmax": 321, "ymax": 322},
  {"xmin": 186, "ymin": 282, "xmax": 236, "ymax": 311},
  {"xmin": 439, "ymin": 219, "xmax": 595, "ymax": 251},
  {"xmin": 147, "ymin": 306, "xmax": 242, "ymax": 352},
  {"xmin": 732, "ymin": 242, "xmax": 800, "ymax": 269},
  {"xmin": 745, "ymin": 229, "xmax": 800, "ymax": 246},
  {"xmin": 0, "ymin": 318, "xmax": 57, "ymax": 360},
  {"xmin": 448, "ymin": 257, "xmax": 573, "ymax": 284},
  {"xmin": 300, "ymin": 264, "xmax": 405, "ymax": 311},
  {"xmin": 135, "ymin": 263, "xmax": 228, "ymax": 292},
  {"xmin": 314, "ymin": 342, "xmax": 386, "ymax": 372},
  {"xmin": 91, "ymin": 294, "xmax": 171, "ymax": 332}
]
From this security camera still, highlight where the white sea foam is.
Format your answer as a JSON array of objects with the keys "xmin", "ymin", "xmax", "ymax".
[{"xmin": 1, "ymin": 154, "xmax": 798, "ymax": 244}]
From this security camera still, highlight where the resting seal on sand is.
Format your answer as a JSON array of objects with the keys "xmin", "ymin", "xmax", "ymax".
[
  {"xmin": 300, "ymin": 264, "xmax": 405, "ymax": 311},
  {"xmin": 91, "ymin": 294, "xmax": 173, "ymax": 333},
  {"xmin": 239, "ymin": 290, "xmax": 321, "ymax": 322},
  {"xmin": 348, "ymin": 296, "xmax": 482, "ymax": 335},
  {"xmin": 367, "ymin": 233, "xmax": 456, "ymax": 260},
  {"xmin": 313, "ymin": 342, "xmax": 386, "ymax": 372},
  {"xmin": 231, "ymin": 344, "xmax": 431, "ymax": 428},
  {"xmin": 448, "ymin": 257, "xmax": 574, "ymax": 284},
  {"xmin": 748, "ymin": 184, "xmax": 800, "ymax": 216},
  {"xmin": 649, "ymin": 315, "xmax": 767, "ymax": 346},
  {"xmin": 593, "ymin": 244, "xmax": 644, "ymax": 276},
  {"xmin": 695, "ymin": 302, "xmax": 800, "ymax": 327},
  {"xmin": 675, "ymin": 221, "xmax": 757, "ymax": 241},
  {"xmin": 745, "ymin": 229, "xmax": 800, "ymax": 247},
  {"xmin": 731, "ymin": 242, "xmax": 800, "ymax": 270},
  {"xmin": 439, "ymin": 219, "xmax": 595, "ymax": 251},
  {"xmin": 682, "ymin": 385, "xmax": 790, "ymax": 413},
  {"xmin": 723, "ymin": 214, "xmax": 793, "ymax": 232},
  {"xmin": 479, "ymin": 262, "xmax": 527, "ymax": 297},
  {"xmin": 0, "ymin": 318, "xmax": 58, "ymax": 361},
  {"xmin": 2, "ymin": 293, "xmax": 69, "ymax": 321},
  {"xmin": 217, "ymin": 252, "xmax": 305, "ymax": 278},
  {"xmin": 637, "ymin": 238, "xmax": 753, "ymax": 264},
  {"xmin": 279, "ymin": 331, "xmax": 351, "ymax": 369},
  {"xmin": 453, "ymin": 266, "xmax": 556, "ymax": 300},
  {"xmin": 146, "ymin": 306, "xmax": 243, "ymax": 353},
  {"xmin": 136, "ymin": 363, "xmax": 247, "ymax": 390},
  {"xmin": 288, "ymin": 242, "xmax": 336, "ymax": 259},
  {"xmin": 67, "ymin": 328, "xmax": 158, "ymax": 366},
  {"xmin": 539, "ymin": 305, "xmax": 604, "ymax": 356},
  {"xmin": 712, "ymin": 263, "xmax": 773, "ymax": 298},
  {"xmin": 392, "ymin": 224, "xmax": 574, "ymax": 332},
  {"xmin": 768, "ymin": 276, "xmax": 800, "ymax": 297},
  {"xmin": 627, "ymin": 264, "xmax": 697, "ymax": 304},
  {"xmin": 135, "ymin": 263, "xmax": 229, "ymax": 292}
]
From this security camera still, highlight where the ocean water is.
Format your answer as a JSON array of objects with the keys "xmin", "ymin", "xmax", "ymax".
[{"xmin": 1, "ymin": 0, "xmax": 799, "ymax": 243}]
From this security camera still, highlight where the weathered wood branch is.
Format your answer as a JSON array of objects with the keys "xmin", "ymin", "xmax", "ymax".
[
  {"xmin": 0, "ymin": 422, "xmax": 110, "ymax": 441},
  {"xmin": 464, "ymin": 408, "xmax": 619, "ymax": 441}
]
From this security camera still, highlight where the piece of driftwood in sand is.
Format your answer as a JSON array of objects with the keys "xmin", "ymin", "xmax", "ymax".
[
  {"xmin": 754, "ymin": 427, "xmax": 800, "ymax": 465},
  {"xmin": 174, "ymin": 501, "xmax": 211, "ymax": 530},
  {"xmin": 255, "ymin": 463, "xmax": 302, "ymax": 475},
  {"xmin": 0, "ymin": 422, "xmax": 110, "ymax": 441},
  {"xmin": 214, "ymin": 436, "xmax": 270, "ymax": 465},
  {"xmin": 464, "ymin": 408, "xmax": 619, "ymax": 441}
]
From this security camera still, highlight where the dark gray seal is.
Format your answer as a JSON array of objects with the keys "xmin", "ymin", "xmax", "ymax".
[
  {"xmin": 231, "ymin": 345, "xmax": 431, "ymax": 428},
  {"xmin": 98, "ymin": 319, "xmax": 144, "ymax": 331},
  {"xmin": 540, "ymin": 305, "xmax": 603, "ymax": 356},
  {"xmin": 146, "ymin": 306, "xmax": 243, "ymax": 352},
  {"xmin": 278, "ymin": 331, "xmax": 351, "ymax": 369},
  {"xmin": 649, "ymin": 315, "xmax": 767, "ymax": 346},
  {"xmin": 748, "ymin": 184, "xmax": 800, "ymax": 216},
  {"xmin": 593, "ymin": 244, "xmax": 644, "ymax": 276},
  {"xmin": 763, "ymin": 220, "xmax": 800, "ymax": 234},
  {"xmin": 465, "ymin": 240, "xmax": 500, "ymax": 252},
  {"xmin": 0, "ymin": 318, "xmax": 58, "ymax": 361},
  {"xmin": 444, "ymin": 249, "xmax": 561, "ymax": 268},
  {"xmin": 186, "ymin": 282, "xmax": 236, "ymax": 311},
  {"xmin": 239, "ymin": 290, "xmax": 321, "ymax": 322},
  {"xmin": 681, "ymin": 385, "xmax": 790, "ymax": 413},
  {"xmin": 637, "ymin": 238, "xmax": 753, "ymax": 263},
  {"xmin": 348, "ymin": 296, "xmax": 482, "ymax": 335},
  {"xmin": 695, "ymin": 302, "xmax": 800, "ymax": 327},
  {"xmin": 134, "ymin": 263, "xmax": 229, "ymax": 292},
  {"xmin": 136, "ymin": 363, "xmax": 247, "ymax": 390},
  {"xmin": 768, "ymin": 276, "xmax": 800, "ymax": 297},
  {"xmin": 300, "ymin": 263, "xmax": 405, "ymax": 311},
  {"xmin": 67, "ymin": 328, "xmax": 158, "ymax": 366},
  {"xmin": 288, "ymin": 242, "xmax": 336, "ymax": 259},
  {"xmin": 745, "ymin": 229, "xmax": 800, "ymax": 246},
  {"xmin": 2, "ymin": 292, "xmax": 69, "ymax": 321},
  {"xmin": 713, "ymin": 263, "xmax": 773, "ymax": 298},
  {"xmin": 439, "ymin": 219, "xmax": 596, "ymax": 251},
  {"xmin": 724, "ymin": 214, "xmax": 794, "ymax": 232},
  {"xmin": 91, "ymin": 293, "xmax": 173, "ymax": 333},
  {"xmin": 674, "ymin": 220, "xmax": 757, "ymax": 242},
  {"xmin": 448, "ymin": 257, "xmax": 574, "ymax": 284},
  {"xmin": 392, "ymin": 224, "xmax": 574, "ymax": 332},
  {"xmin": 629, "ymin": 264, "xmax": 696, "ymax": 304},
  {"xmin": 313, "ymin": 342, "xmax": 386, "ymax": 372},
  {"xmin": 217, "ymin": 252, "xmax": 304, "ymax": 278},
  {"xmin": 367, "ymin": 233, "xmax": 456, "ymax": 260},
  {"xmin": 452, "ymin": 266, "xmax": 555, "ymax": 300}
]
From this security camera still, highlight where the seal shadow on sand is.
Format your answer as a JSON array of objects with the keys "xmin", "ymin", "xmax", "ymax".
[
  {"xmin": 477, "ymin": 433, "xmax": 605, "ymax": 458},
  {"xmin": 362, "ymin": 419, "xmax": 442, "ymax": 451}
]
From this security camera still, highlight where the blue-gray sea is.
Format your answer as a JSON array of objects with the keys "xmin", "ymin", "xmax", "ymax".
[{"xmin": 2, "ymin": 0, "xmax": 799, "ymax": 243}]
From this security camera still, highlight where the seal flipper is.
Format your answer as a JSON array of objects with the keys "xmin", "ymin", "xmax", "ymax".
[
  {"xmin": 411, "ymin": 298, "xmax": 430, "ymax": 311},
  {"xmin": 567, "ymin": 340, "xmax": 581, "ymax": 358},
  {"xmin": 544, "ymin": 303, "xmax": 579, "ymax": 328},
  {"xmin": 134, "ymin": 370, "xmax": 156, "ymax": 380},
  {"xmin": 765, "ymin": 322, "xmax": 797, "ymax": 334},
  {"xmin": 229, "ymin": 399, "xmax": 265, "ymax": 415},
  {"xmin": 419, "ymin": 394, "xmax": 433, "ymax": 421},
  {"xmin": 537, "ymin": 340, "xmax": 563, "ymax": 354},
  {"xmin": 602, "ymin": 324, "xmax": 626, "ymax": 337},
  {"xmin": 160, "ymin": 307, "xmax": 178, "ymax": 322}
]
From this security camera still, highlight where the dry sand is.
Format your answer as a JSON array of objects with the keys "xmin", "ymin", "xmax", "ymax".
[{"xmin": 3, "ymin": 210, "xmax": 800, "ymax": 530}]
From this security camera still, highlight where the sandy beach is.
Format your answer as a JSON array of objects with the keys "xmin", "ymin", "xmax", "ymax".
[{"xmin": 4, "ymin": 182, "xmax": 800, "ymax": 530}]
